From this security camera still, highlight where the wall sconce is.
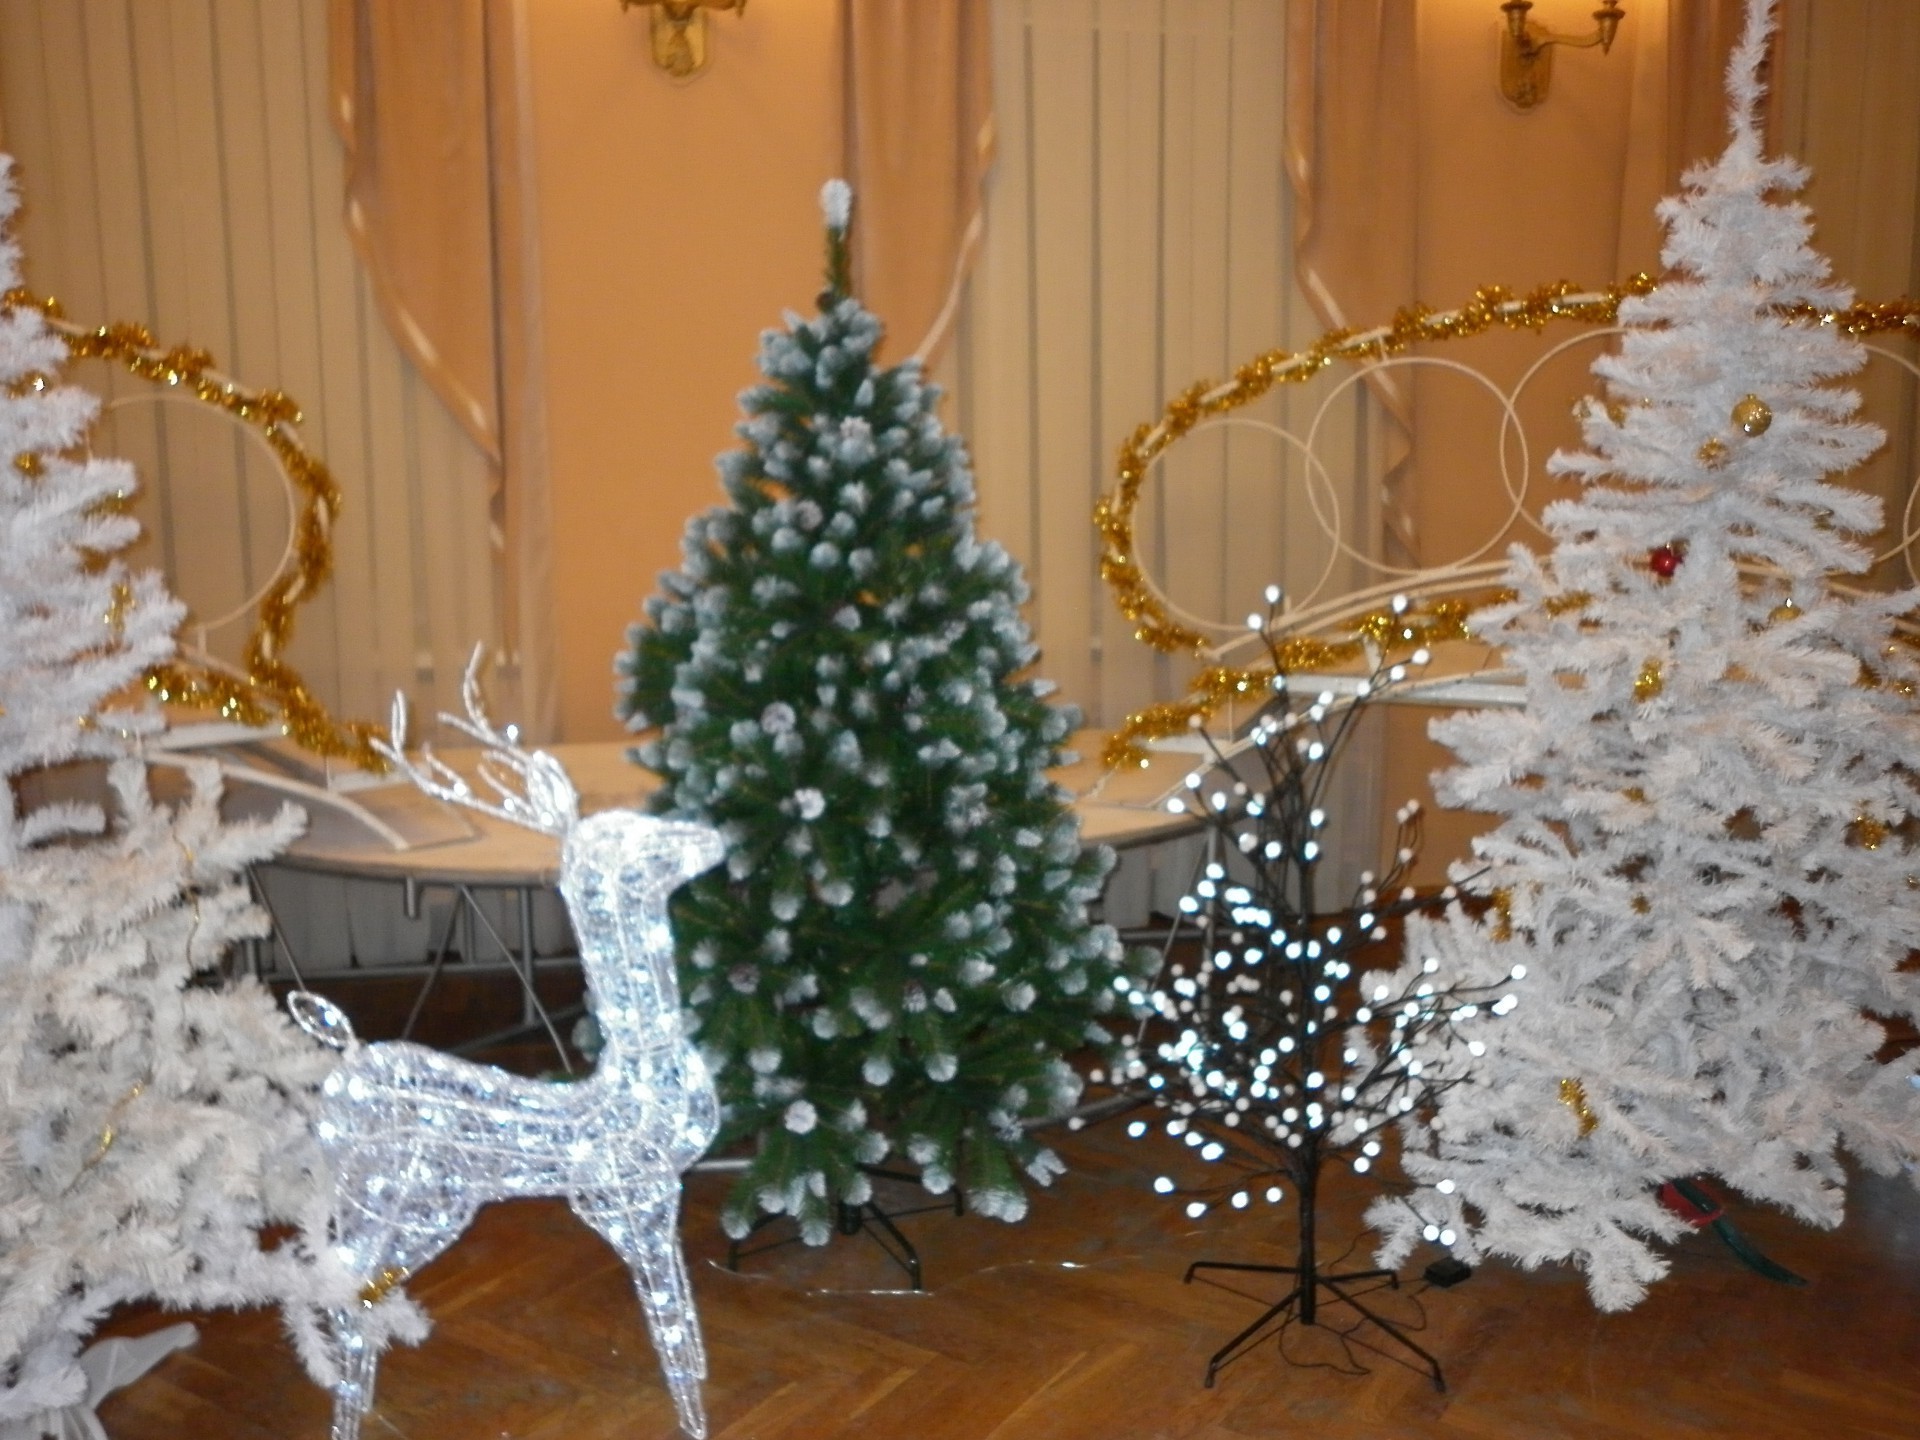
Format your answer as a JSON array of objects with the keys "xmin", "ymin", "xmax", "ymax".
[
  {"xmin": 1499, "ymin": 2, "xmax": 1625, "ymax": 110},
  {"xmin": 620, "ymin": 0, "xmax": 747, "ymax": 80}
]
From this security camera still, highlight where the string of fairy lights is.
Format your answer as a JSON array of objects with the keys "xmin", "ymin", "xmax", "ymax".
[{"xmin": 1095, "ymin": 278, "xmax": 1920, "ymax": 770}]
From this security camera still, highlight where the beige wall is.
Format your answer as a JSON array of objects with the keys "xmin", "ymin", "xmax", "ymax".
[{"xmin": 520, "ymin": 0, "xmax": 843, "ymax": 741}]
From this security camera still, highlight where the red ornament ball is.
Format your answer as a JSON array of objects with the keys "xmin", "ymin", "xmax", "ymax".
[{"xmin": 1649, "ymin": 544, "xmax": 1683, "ymax": 579}]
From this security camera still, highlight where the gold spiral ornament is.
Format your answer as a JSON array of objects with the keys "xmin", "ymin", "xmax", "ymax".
[
  {"xmin": 2, "ymin": 288, "xmax": 388, "ymax": 770},
  {"xmin": 1095, "ymin": 279, "xmax": 1920, "ymax": 769}
]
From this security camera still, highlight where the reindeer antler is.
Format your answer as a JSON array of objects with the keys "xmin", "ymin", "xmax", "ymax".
[{"xmin": 374, "ymin": 645, "xmax": 579, "ymax": 838}]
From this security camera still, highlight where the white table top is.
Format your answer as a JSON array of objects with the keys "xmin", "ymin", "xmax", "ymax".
[{"xmin": 260, "ymin": 733, "xmax": 1202, "ymax": 890}]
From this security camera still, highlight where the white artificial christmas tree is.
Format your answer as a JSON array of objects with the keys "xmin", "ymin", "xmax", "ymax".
[
  {"xmin": 1370, "ymin": 0, "xmax": 1920, "ymax": 1310},
  {"xmin": 0, "ymin": 157, "xmax": 339, "ymax": 1424}
]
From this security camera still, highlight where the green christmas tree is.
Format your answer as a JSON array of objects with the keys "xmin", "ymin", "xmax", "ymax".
[{"xmin": 618, "ymin": 181, "xmax": 1140, "ymax": 1244}]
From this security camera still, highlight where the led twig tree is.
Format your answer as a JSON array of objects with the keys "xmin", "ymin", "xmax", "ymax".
[{"xmin": 1117, "ymin": 593, "xmax": 1509, "ymax": 1390}]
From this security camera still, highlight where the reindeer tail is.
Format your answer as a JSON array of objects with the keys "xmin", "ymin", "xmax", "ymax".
[{"xmin": 287, "ymin": 990, "xmax": 359, "ymax": 1050}]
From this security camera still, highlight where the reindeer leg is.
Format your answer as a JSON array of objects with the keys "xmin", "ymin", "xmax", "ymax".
[
  {"xmin": 573, "ymin": 1184, "xmax": 709, "ymax": 1440},
  {"xmin": 326, "ymin": 1307, "xmax": 379, "ymax": 1440},
  {"xmin": 668, "ymin": 1227, "xmax": 707, "ymax": 1384}
]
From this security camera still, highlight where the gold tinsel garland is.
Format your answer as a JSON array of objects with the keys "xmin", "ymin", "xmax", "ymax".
[
  {"xmin": 2, "ymin": 288, "xmax": 387, "ymax": 770},
  {"xmin": 1096, "ymin": 280, "xmax": 1920, "ymax": 769},
  {"xmin": 1558, "ymin": 1077, "xmax": 1599, "ymax": 1137}
]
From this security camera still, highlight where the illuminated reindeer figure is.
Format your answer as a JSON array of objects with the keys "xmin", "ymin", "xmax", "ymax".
[{"xmin": 294, "ymin": 664, "xmax": 723, "ymax": 1440}]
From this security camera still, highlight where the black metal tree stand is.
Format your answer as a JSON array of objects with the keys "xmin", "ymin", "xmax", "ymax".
[
  {"xmin": 1113, "ymin": 598, "xmax": 1503, "ymax": 1394},
  {"xmin": 1184, "ymin": 1160, "xmax": 1443, "ymax": 1390},
  {"xmin": 725, "ymin": 1165, "xmax": 964, "ymax": 1290}
]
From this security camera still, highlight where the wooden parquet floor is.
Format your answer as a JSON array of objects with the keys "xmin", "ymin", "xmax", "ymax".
[{"xmin": 95, "ymin": 1103, "xmax": 1920, "ymax": 1439}]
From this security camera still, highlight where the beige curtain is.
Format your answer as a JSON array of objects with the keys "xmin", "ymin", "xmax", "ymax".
[
  {"xmin": 1283, "ymin": 0, "xmax": 1419, "ymax": 561},
  {"xmin": 1772, "ymin": 0, "xmax": 1920, "ymax": 590},
  {"xmin": 329, "ymin": 0, "xmax": 499, "ymax": 461},
  {"xmin": 843, "ymin": 0, "xmax": 994, "ymax": 367}
]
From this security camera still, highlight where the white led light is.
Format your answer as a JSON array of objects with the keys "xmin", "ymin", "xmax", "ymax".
[
  {"xmin": 1186, "ymin": 1201, "xmax": 1209, "ymax": 1219},
  {"xmin": 1436, "ymin": 1179, "xmax": 1456, "ymax": 1194},
  {"xmin": 1266, "ymin": 1186, "xmax": 1284, "ymax": 1203},
  {"xmin": 1127, "ymin": 1120, "xmax": 1148, "ymax": 1138},
  {"xmin": 1353, "ymin": 1156, "xmax": 1371, "ymax": 1173},
  {"xmin": 1510, "ymin": 964, "xmax": 1528, "ymax": 980},
  {"xmin": 1422, "ymin": 1224, "xmax": 1441, "ymax": 1242},
  {"xmin": 1153, "ymin": 1176, "xmax": 1175, "ymax": 1194},
  {"xmin": 1439, "ymin": 1228, "xmax": 1457, "ymax": 1246},
  {"xmin": 1231, "ymin": 1191, "xmax": 1250, "ymax": 1209}
]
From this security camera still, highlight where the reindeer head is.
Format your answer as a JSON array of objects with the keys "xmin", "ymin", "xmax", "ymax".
[
  {"xmin": 568, "ymin": 812, "xmax": 726, "ymax": 902},
  {"xmin": 369, "ymin": 649, "xmax": 728, "ymax": 1044}
]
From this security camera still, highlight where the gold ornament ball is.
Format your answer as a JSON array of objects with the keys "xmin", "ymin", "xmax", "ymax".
[{"xmin": 1732, "ymin": 393, "xmax": 1773, "ymax": 436}]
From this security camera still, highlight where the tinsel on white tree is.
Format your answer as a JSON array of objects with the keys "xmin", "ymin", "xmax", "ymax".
[
  {"xmin": 1371, "ymin": 0, "xmax": 1920, "ymax": 1310},
  {"xmin": 0, "ymin": 157, "xmax": 340, "ymax": 1422},
  {"xmin": 618, "ymin": 182, "xmax": 1142, "ymax": 1245}
]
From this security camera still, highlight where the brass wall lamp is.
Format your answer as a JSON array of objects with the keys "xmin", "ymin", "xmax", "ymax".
[
  {"xmin": 620, "ymin": 0, "xmax": 748, "ymax": 79},
  {"xmin": 1499, "ymin": 2, "xmax": 1626, "ymax": 110}
]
